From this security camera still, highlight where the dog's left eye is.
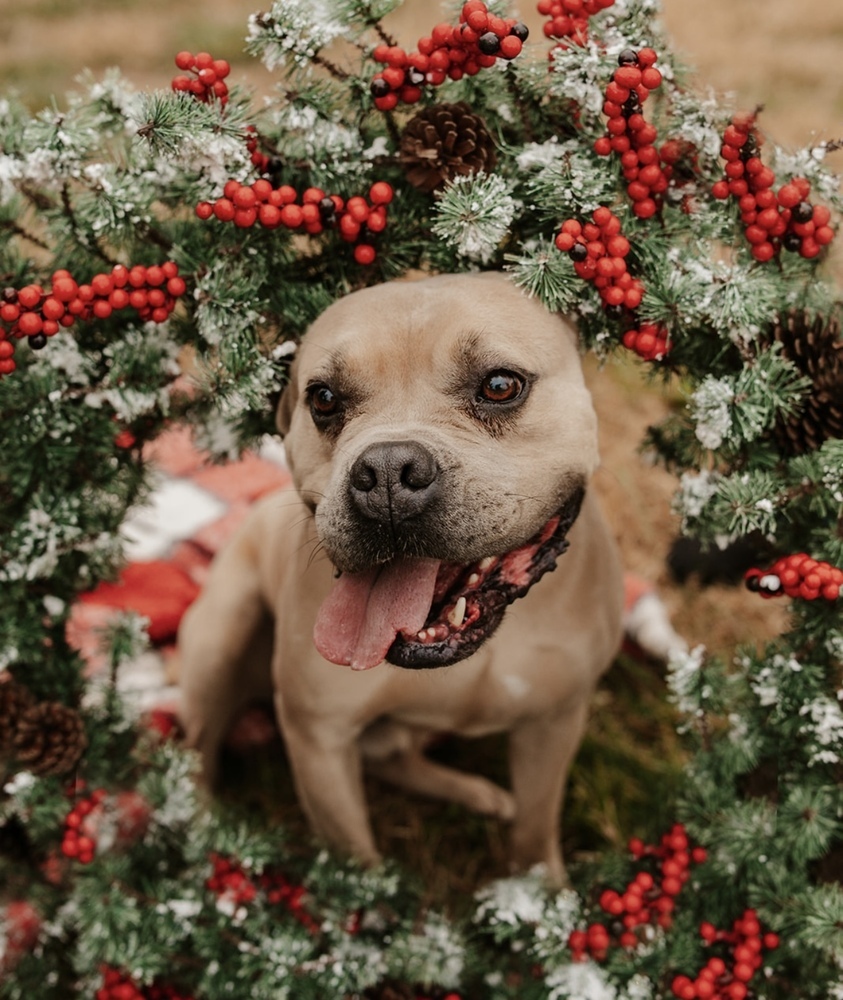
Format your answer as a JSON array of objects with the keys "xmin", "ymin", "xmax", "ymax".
[
  {"xmin": 477, "ymin": 370, "xmax": 525, "ymax": 404},
  {"xmin": 308, "ymin": 384, "xmax": 341, "ymax": 421}
]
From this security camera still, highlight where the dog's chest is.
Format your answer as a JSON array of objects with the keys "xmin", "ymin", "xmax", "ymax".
[{"xmin": 378, "ymin": 648, "xmax": 550, "ymax": 737}]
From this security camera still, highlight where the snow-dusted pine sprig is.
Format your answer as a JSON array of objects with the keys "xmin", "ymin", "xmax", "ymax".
[
  {"xmin": 431, "ymin": 173, "xmax": 517, "ymax": 263},
  {"xmin": 246, "ymin": 1, "xmax": 350, "ymax": 75}
]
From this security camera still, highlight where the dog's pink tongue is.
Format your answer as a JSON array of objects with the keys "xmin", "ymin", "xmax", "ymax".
[{"xmin": 314, "ymin": 558, "xmax": 440, "ymax": 670}]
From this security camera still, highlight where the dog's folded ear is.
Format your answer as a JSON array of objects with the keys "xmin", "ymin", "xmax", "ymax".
[{"xmin": 275, "ymin": 358, "xmax": 298, "ymax": 437}]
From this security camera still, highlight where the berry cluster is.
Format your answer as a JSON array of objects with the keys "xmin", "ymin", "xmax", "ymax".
[
  {"xmin": 97, "ymin": 968, "xmax": 194, "ymax": 1000},
  {"xmin": 206, "ymin": 854, "xmax": 320, "ymax": 930},
  {"xmin": 0, "ymin": 263, "xmax": 187, "ymax": 378},
  {"xmin": 671, "ymin": 910, "xmax": 780, "ymax": 1000},
  {"xmin": 258, "ymin": 867, "xmax": 321, "ymax": 932},
  {"xmin": 196, "ymin": 180, "xmax": 393, "ymax": 265},
  {"xmin": 555, "ymin": 206, "xmax": 671, "ymax": 361},
  {"xmin": 593, "ymin": 49, "xmax": 667, "ymax": 219},
  {"xmin": 369, "ymin": 1, "xmax": 528, "ymax": 111},
  {"xmin": 171, "ymin": 51, "xmax": 231, "ymax": 106},
  {"xmin": 60, "ymin": 788, "xmax": 151, "ymax": 864},
  {"xmin": 538, "ymin": 0, "xmax": 615, "ymax": 51},
  {"xmin": 712, "ymin": 114, "xmax": 835, "ymax": 261},
  {"xmin": 555, "ymin": 207, "xmax": 643, "ymax": 309},
  {"xmin": 568, "ymin": 824, "xmax": 706, "ymax": 961},
  {"xmin": 620, "ymin": 322, "xmax": 672, "ymax": 362},
  {"xmin": 745, "ymin": 553, "xmax": 843, "ymax": 602},
  {"xmin": 0, "ymin": 900, "xmax": 41, "ymax": 975},
  {"xmin": 61, "ymin": 787, "xmax": 107, "ymax": 864},
  {"xmin": 206, "ymin": 852, "xmax": 258, "ymax": 907}
]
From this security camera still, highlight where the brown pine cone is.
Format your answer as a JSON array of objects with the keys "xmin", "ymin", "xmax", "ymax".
[
  {"xmin": 767, "ymin": 309, "xmax": 843, "ymax": 455},
  {"xmin": 399, "ymin": 101, "xmax": 497, "ymax": 193},
  {"xmin": 0, "ymin": 677, "xmax": 35, "ymax": 755},
  {"xmin": 11, "ymin": 701, "xmax": 88, "ymax": 776}
]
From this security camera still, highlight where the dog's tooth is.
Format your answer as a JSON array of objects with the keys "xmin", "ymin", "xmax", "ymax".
[
  {"xmin": 467, "ymin": 573, "xmax": 480, "ymax": 587},
  {"xmin": 479, "ymin": 556, "xmax": 496, "ymax": 571},
  {"xmin": 448, "ymin": 596, "xmax": 467, "ymax": 628}
]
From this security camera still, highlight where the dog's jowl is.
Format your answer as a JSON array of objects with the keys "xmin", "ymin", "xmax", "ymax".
[{"xmin": 177, "ymin": 272, "xmax": 623, "ymax": 882}]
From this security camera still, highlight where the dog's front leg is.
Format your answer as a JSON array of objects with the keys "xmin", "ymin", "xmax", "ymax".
[
  {"xmin": 278, "ymin": 699, "xmax": 381, "ymax": 866},
  {"xmin": 507, "ymin": 700, "xmax": 590, "ymax": 886}
]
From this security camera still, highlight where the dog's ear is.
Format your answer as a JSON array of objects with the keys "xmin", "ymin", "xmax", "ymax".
[{"xmin": 275, "ymin": 357, "xmax": 298, "ymax": 438}]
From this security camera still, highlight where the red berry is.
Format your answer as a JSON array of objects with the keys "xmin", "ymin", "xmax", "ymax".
[
  {"xmin": 18, "ymin": 312, "xmax": 43, "ymax": 336},
  {"xmin": 231, "ymin": 186, "xmax": 255, "ymax": 210},
  {"xmin": 751, "ymin": 241, "xmax": 776, "ymax": 262},
  {"xmin": 258, "ymin": 204, "xmax": 282, "ymax": 228},
  {"xmin": 632, "ymin": 198, "xmax": 658, "ymax": 219},
  {"xmin": 40, "ymin": 297, "xmax": 65, "ymax": 321},
  {"xmin": 671, "ymin": 975, "xmax": 695, "ymax": 1000},
  {"xmin": 777, "ymin": 182, "xmax": 802, "ymax": 208},
  {"xmin": 233, "ymin": 208, "xmax": 257, "ymax": 228},
  {"xmin": 109, "ymin": 289, "xmax": 130, "ymax": 310},
  {"xmin": 280, "ymin": 204, "xmax": 304, "ymax": 228},
  {"xmin": 51, "ymin": 276, "xmax": 79, "ymax": 302},
  {"xmin": 213, "ymin": 198, "xmax": 235, "ymax": 222},
  {"xmin": 17, "ymin": 285, "xmax": 42, "ymax": 309},
  {"xmin": 614, "ymin": 65, "xmax": 642, "ymax": 89},
  {"xmin": 641, "ymin": 67, "xmax": 662, "ymax": 89},
  {"xmin": 339, "ymin": 214, "xmax": 361, "ymax": 240},
  {"xmin": 366, "ymin": 208, "xmax": 387, "ymax": 233},
  {"xmin": 91, "ymin": 273, "xmax": 114, "ymax": 297},
  {"xmin": 353, "ymin": 244, "xmax": 376, "ymax": 265}
]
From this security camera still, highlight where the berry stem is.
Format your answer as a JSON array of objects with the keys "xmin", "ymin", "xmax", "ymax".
[{"xmin": 60, "ymin": 182, "xmax": 119, "ymax": 267}]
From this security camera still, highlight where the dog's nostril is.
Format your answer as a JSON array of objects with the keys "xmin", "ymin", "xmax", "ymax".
[
  {"xmin": 350, "ymin": 461, "xmax": 378, "ymax": 493},
  {"xmin": 400, "ymin": 450, "xmax": 437, "ymax": 491}
]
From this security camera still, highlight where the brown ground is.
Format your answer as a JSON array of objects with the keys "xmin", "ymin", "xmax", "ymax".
[{"xmin": 1, "ymin": 0, "xmax": 840, "ymax": 892}]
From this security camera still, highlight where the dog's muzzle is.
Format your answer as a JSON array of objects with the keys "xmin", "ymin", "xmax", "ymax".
[{"xmin": 312, "ymin": 465, "xmax": 586, "ymax": 671}]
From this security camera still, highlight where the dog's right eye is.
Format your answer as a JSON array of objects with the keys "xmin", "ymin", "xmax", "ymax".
[{"xmin": 307, "ymin": 383, "xmax": 341, "ymax": 423}]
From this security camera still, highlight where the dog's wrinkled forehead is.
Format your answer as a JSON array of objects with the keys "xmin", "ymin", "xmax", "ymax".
[{"xmin": 295, "ymin": 272, "xmax": 583, "ymax": 390}]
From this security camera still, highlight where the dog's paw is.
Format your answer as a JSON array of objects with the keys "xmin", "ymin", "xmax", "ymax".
[{"xmin": 466, "ymin": 778, "xmax": 516, "ymax": 821}]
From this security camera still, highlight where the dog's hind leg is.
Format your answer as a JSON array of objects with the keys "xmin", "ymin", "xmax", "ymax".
[{"xmin": 361, "ymin": 721, "xmax": 515, "ymax": 820}]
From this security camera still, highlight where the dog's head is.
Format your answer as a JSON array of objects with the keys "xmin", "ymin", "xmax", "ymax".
[{"xmin": 277, "ymin": 273, "xmax": 599, "ymax": 671}]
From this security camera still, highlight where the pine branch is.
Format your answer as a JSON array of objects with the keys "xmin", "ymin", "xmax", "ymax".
[{"xmin": 0, "ymin": 218, "xmax": 51, "ymax": 252}]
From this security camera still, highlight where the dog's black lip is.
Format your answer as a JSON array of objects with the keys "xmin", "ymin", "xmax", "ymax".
[{"xmin": 385, "ymin": 487, "xmax": 585, "ymax": 670}]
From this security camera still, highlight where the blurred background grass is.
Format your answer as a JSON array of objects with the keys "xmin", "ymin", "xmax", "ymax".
[{"xmin": 1, "ymin": 0, "xmax": 841, "ymax": 904}]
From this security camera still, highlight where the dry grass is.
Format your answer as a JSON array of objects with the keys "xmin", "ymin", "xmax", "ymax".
[{"xmin": 1, "ymin": 0, "xmax": 840, "ymax": 903}]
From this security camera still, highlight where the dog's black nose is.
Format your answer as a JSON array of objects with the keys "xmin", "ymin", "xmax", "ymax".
[{"xmin": 349, "ymin": 440, "xmax": 440, "ymax": 523}]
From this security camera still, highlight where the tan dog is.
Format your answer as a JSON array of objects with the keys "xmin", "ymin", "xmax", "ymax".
[{"xmin": 177, "ymin": 272, "xmax": 623, "ymax": 883}]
